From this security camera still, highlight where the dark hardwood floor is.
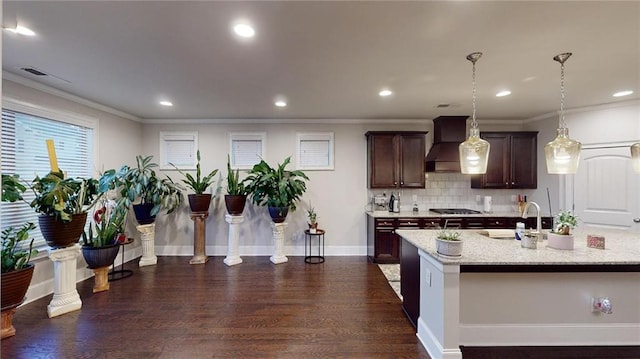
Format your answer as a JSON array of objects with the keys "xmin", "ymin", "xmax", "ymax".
[{"xmin": 2, "ymin": 256, "xmax": 430, "ymax": 359}]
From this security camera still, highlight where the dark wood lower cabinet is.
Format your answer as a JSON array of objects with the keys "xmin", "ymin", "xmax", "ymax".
[
  {"xmin": 400, "ymin": 238, "xmax": 420, "ymax": 329},
  {"xmin": 368, "ymin": 215, "xmax": 552, "ymax": 264}
]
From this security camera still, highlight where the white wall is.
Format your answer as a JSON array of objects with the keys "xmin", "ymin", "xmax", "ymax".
[
  {"xmin": 525, "ymin": 99, "xmax": 640, "ymax": 213},
  {"xmin": 2, "ymin": 78, "xmax": 143, "ymax": 303},
  {"xmin": 141, "ymin": 121, "xmax": 430, "ymax": 256}
]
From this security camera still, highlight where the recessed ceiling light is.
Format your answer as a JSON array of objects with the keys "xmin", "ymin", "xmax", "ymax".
[
  {"xmin": 4, "ymin": 25, "xmax": 36, "ymax": 36},
  {"xmin": 275, "ymin": 100, "xmax": 287, "ymax": 108},
  {"xmin": 613, "ymin": 90, "xmax": 634, "ymax": 97},
  {"xmin": 159, "ymin": 101, "xmax": 173, "ymax": 107},
  {"xmin": 233, "ymin": 23, "xmax": 255, "ymax": 38},
  {"xmin": 379, "ymin": 89, "xmax": 393, "ymax": 97},
  {"xmin": 496, "ymin": 90, "xmax": 511, "ymax": 97}
]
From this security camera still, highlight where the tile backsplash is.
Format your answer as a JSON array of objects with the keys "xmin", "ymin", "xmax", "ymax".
[{"xmin": 368, "ymin": 173, "xmax": 536, "ymax": 214}]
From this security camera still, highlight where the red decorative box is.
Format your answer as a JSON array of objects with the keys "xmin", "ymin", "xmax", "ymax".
[{"xmin": 587, "ymin": 235, "xmax": 605, "ymax": 249}]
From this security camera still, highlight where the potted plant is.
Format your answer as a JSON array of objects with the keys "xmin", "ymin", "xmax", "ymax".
[
  {"xmin": 244, "ymin": 157, "xmax": 309, "ymax": 223},
  {"xmin": 307, "ymin": 206, "xmax": 318, "ymax": 233},
  {"xmin": 1, "ymin": 174, "xmax": 38, "ymax": 339},
  {"xmin": 435, "ymin": 228, "xmax": 463, "ymax": 257},
  {"xmin": 171, "ymin": 150, "xmax": 218, "ymax": 213},
  {"xmin": 27, "ymin": 170, "xmax": 101, "ymax": 248},
  {"xmin": 81, "ymin": 197, "xmax": 127, "ymax": 293},
  {"xmin": 548, "ymin": 210, "xmax": 578, "ymax": 250},
  {"xmin": 225, "ymin": 155, "xmax": 249, "ymax": 216},
  {"xmin": 100, "ymin": 155, "xmax": 183, "ymax": 225}
]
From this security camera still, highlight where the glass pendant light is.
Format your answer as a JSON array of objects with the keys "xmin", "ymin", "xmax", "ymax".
[
  {"xmin": 459, "ymin": 52, "xmax": 490, "ymax": 174},
  {"xmin": 544, "ymin": 53, "xmax": 581, "ymax": 174},
  {"xmin": 631, "ymin": 143, "xmax": 640, "ymax": 173}
]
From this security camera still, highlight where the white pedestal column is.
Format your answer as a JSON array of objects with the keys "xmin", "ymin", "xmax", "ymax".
[
  {"xmin": 270, "ymin": 222, "xmax": 288, "ymax": 264},
  {"xmin": 137, "ymin": 223, "xmax": 157, "ymax": 267},
  {"xmin": 224, "ymin": 214, "xmax": 244, "ymax": 266},
  {"xmin": 47, "ymin": 245, "xmax": 82, "ymax": 318}
]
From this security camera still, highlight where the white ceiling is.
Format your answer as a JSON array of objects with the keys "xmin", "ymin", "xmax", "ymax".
[{"xmin": 2, "ymin": 1, "xmax": 639, "ymax": 121}]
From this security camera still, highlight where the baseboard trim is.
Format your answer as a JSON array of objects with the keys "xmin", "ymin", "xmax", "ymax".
[{"xmin": 460, "ymin": 323, "xmax": 640, "ymax": 346}]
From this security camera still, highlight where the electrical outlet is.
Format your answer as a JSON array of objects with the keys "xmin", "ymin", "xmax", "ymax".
[
  {"xmin": 511, "ymin": 195, "xmax": 517, "ymax": 202},
  {"xmin": 412, "ymin": 194, "xmax": 418, "ymax": 202},
  {"xmin": 475, "ymin": 195, "xmax": 481, "ymax": 202}
]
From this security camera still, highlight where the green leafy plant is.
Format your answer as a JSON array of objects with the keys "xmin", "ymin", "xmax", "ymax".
[
  {"xmin": 1, "ymin": 173, "xmax": 38, "ymax": 273},
  {"xmin": 244, "ymin": 157, "xmax": 309, "ymax": 211},
  {"xmin": 99, "ymin": 155, "xmax": 183, "ymax": 216},
  {"xmin": 30, "ymin": 171, "xmax": 101, "ymax": 220},
  {"xmin": 226, "ymin": 155, "xmax": 249, "ymax": 196},
  {"xmin": 436, "ymin": 228, "xmax": 461, "ymax": 241},
  {"xmin": 170, "ymin": 150, "xmax": 218, "ymax": 194},
  {"xmin": 2, "ymin": 174, "xmax": 27, "ymax": 202},
  {"xmin": 553, "ymin": 210, "xmax": 578, "ymax": 235},
  {"xmin": 82, "ymin": 198, "xmax": 127, "ymax": 247},
  {"xmin": 26, "ymin": 171, "xmax": 101, "ymax": 222},
  {"xmin": 307, "ymin": 206, "xmax": 317, "ymax": 225},
  {"xmin": 1, "ymin": 223, "xmax": 38, "ymax": 273}
]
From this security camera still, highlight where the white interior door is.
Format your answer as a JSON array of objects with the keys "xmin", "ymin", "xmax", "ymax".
[{"xmin": 572, "ymin": 146, "xmax": 639, "ymax": 232}]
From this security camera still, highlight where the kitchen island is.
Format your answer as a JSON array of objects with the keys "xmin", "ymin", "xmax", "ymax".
[{"xmin": 396, "ymin": 228, "xmax": 640, "ymax": 359}]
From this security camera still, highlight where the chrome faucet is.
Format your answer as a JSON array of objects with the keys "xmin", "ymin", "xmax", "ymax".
[{"xmin": 522, "ymin": 201, "xmax": 542, "ymax": 236}]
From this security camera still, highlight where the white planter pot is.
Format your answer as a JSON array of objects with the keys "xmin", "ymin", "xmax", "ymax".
[
  {"xmin": 436, "ymin": 238, "xmax": 463, "ymax": 257},
  {"xmin": 547, "ymin": 232, "xmax": 574, "ymax": 250}
]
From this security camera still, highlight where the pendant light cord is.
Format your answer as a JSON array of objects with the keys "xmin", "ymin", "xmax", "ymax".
[
  {"xmin": 559, "ymin": 61, "xmax": 566, "ymax": 130},
  {"xmin": 554, "ymin": 52, "xmax": 572, "ymax": 130},
  {"xmin": 467, "ymin": 52, "xmax": 482, "ymax": 130}
]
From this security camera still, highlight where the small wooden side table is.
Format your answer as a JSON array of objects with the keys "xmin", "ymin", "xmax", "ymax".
[{"xmin": 304, "ymin": 229, "xmax": 325, "ymax": 264}]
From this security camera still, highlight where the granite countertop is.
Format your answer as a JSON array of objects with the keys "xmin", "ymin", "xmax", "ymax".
[
  {"xmin": 366, "ymin": 210, "xmax": 550, "ymax": 218},
  {"xmin": 396, "ymin": 228, "xmax": 640, "ymax": 265}
]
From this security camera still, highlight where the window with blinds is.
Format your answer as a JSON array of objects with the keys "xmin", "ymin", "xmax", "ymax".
[
  {"xmin": 296, "ymin": 132, "xmax": 334, "ymax": 170},
  {"xmin": 229, "ymin": 132, "xmax": 266, "ymax": 169},
  {"xmin": 1, "ymin": 108, "xmax": 94, "ymax": 248}
]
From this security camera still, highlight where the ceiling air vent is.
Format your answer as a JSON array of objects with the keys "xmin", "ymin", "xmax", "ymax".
[{"xmin": 21, "ymin": 67, "xmax": 48, "ymax": 76}]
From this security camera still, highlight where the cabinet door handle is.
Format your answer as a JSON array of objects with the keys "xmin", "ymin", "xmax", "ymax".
[
  {"xmin": 512, "ymin": 181, "xmax": 515, "ymax": 185},
  {"xmin": 634, "ymin": 218, "xmax": 640, "ymax": 223},
  {"xmin": 394, "ymin": 181, "xmax": 398, "ymax": 185},
  {"xmin": 401, "ymin": 181, "xmax": 404, "ymax": 185}
]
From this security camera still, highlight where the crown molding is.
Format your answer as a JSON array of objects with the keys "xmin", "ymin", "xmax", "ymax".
[
  {"xmin": 141, "ymin": 117, "xmax": 434, "ymax": 125},
  {"xmin": 523, "ymin": 98, "xmax": 640, "ymax": 124},
  {"xmin": 2, "ymin": 71, "xmax": 140, "ymax": 122}
]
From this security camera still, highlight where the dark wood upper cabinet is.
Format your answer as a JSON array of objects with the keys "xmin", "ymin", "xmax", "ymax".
[
  {"xmin": 366, "ymin": 131, "xmax": 427, "ymax": 188},
  {"xmin": 471, "ymin": 132, "xmax": 538, "ymax": 189}
]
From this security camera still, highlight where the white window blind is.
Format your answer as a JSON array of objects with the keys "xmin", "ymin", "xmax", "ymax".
[
  {"xmin": 159, "ymin": 131, "xmax": 197, "ymax": 170},
  {"xmin": 1, "ymin": 108, "xmax": 94, "ymax": 248},
  {"xmin": 229, "ymin": 133, "xmax": 266, "ymax": 169},
  {"xmin": 296, "ymin": 132, "xmax": 334, "ymax": 170}
]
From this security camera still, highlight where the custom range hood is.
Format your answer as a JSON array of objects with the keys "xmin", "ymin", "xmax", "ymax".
[{"xmin": 425, "ymin": 116, "xmax": 468, "ymax": 172}]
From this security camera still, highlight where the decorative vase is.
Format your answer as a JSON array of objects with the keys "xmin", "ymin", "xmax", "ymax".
[
  {"xmin": 133, "ymin": 203, "xmax": 156, "ymax": 225},
  {"xmin": 308, "ymin": 222, "xmax": 318, "ymax": 234},
  {"xmin": 82, "ymin": 243, "xmax": 120, "ymax": 269},
  {"xmin": 188, "ymin": 194, "xmax": 211, "ymax": 213},
  {"xmin": 436, "ymin": 238, "xmax": 463, "ymax": 257},
  {"xmin": 268, "ymin": 206, "xmax": 289, "ymax": 223},
  {"xmin": 225, "ymin": 195, "xmax": 247, "ymax": 215},
  {"xmin": 547, "ymin": 232, "xmax": 574, "ymax": 250},
  {"xmin": 1, "ymin": 264, "xmax": 34, "ymax": 339},
  {"xmin": 38, "ymin": 212, "xmax": 88, "ymax": 248}
]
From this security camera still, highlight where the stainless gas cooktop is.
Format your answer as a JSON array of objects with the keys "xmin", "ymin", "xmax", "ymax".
[{"xmin": 430, "ymin": 208, "xmax": 482, "ymax": 215}]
